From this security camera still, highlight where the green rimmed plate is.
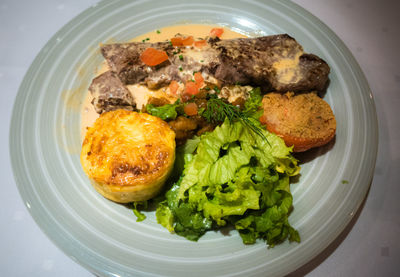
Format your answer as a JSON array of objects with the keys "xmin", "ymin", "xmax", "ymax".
[{"xmin": 10, "ymin": 0, "xmax": 378, "ymax": 276}]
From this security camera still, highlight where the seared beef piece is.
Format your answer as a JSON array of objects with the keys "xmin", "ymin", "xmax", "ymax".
[
  {"xmin": 210, "ymin": 34, "xmax": 330, "ymax": 92},
  {"xmin": 89, "ymin": 71, "xmax": 135, "ymax": 114},
  {"xmin": 100, "ymin": 34, "xmax": 330, "ymax": 92},
  {"xmin": 101, "ymin": 41, "xmax": 197, "ymax": 89}
]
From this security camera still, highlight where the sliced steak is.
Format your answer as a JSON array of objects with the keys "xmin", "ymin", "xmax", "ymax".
[
  {"xmin": 89, "ymin": 71, "xmax": 136, "ymax": 114},
  {"xmin": 210, "ymin": 34, "xmax": 330, "ymax": 92}
]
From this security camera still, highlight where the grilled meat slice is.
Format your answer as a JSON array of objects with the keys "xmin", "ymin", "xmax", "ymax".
[
  {"xmin": 210, "ymin": 34, "xmax": 330, "ymax": 92},
  {"xmin": 89, "ymin": 71, "xmax": 136, "ymax": 114},
  {"xmin": 101, "ymin": 41, "xmax": 212, "ymax": 89},
  {"xmin": 100, "ymin": 34, "xmax": 330, "ymax": 92}
]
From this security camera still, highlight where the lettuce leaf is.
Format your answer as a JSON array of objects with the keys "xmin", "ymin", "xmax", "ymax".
[
  {"xmin": 156, "ymin": 180, "xmax": 213, "ymax": 241},
  {"xmin": 131, "ymin": 201, "xmax": 148, "ymax": 222},
  {"xmin": 145, "ymin": 99, "xmax": 183, "ymax": 121},
  {"xmin": 156, "ymin": 119, "xmax": 300, "ymax": 246}
]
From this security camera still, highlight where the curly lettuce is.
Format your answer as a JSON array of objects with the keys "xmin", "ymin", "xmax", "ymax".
[{"xmin": 156, "ymin": 119, "xmax": 300, "ymax": 246}]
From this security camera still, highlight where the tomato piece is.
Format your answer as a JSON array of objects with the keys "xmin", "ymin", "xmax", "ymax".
[
  {"xmin": 194, "ymin": 72, "xmax": 204, "ymax": 86},
  {"xmin": 194, "ymin": 39, "xmax": 207, "ymax": 48},
  {"xmin": 171, "ymin": 36, "xmax": 194, "ymax": 46},
  {"xmin": 181, "ymin": 36, "xmax": 194, "ymax": 46},
  {"xmin": 171, "ymin": 37, "xmax": 183, "ymax": 46},
  {"xmin": 210, "ymin": 28, "xmax": 224, "ymax": 38},
  {"xmin": 184, "ymin": 102, "xmax": 198, "ymax": 116},
  {"xmin": 169, "ymin": 80, "xmax": 179, "ymax": 95},
  {"xmin": 185, "ymin": 81, "xmax": 200, "ymax": 95},
  {"xmin": 140, "ymin": 47, "xmax": 169, "ymax": 66}
]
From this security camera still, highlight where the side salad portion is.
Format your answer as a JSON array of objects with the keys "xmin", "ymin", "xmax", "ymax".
[
  {"xmin": 135, "ymin": 87, "xmax": 300, "ymax": 246},
  {"xmin": 156, "ymin": 119, "xmax": 300, "ymax": 246}
]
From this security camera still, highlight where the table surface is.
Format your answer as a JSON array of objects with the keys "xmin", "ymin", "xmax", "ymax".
[{"xmin": 1, "ymin": 0, "xmax": 399, "ymax": 276}]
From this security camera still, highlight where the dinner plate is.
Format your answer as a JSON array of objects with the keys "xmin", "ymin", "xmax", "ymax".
[{"xmin": 10, "ymin": 0, "xmax": 378, "ymax": 276}]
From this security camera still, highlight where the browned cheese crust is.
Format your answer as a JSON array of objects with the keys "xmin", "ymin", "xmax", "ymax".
[
  {"xmin": 261, "ymin": 92, "xmax": 336, "ymax": 152},
  {"xmin": 80, "ymin": 110, "xmax": 176, "ymax": 203}
]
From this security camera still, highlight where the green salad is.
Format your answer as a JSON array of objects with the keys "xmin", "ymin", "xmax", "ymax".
[{"xmin": 135, "ymin": 87, "xmax": 301, "ymax": 247}]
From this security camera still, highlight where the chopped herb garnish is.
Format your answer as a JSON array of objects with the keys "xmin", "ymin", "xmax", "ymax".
[
  {"xmin": 179, "ymin": 54, "xmax": 184, "ymax": 61},
  {"xmin": 179, "ymin": 66, "xmax": 183, "ymax": 71},
  {"xmin": 173, "ymin": 49, "xmax": 181, "ymax": 55},
  {"xmin": 202, "ymin": 94, "xmax": 269, "ymax": 144},
  {"xmin": 156, "ymin": 30, "xmax": 161, "ymax": 34},
  {"xmin": 205, "ymin": 87, "xmax": 211, "ymax": 91},
  {"xmin": 200, "ymin": 60, "xmax": 204, "ymax": 62},
  {"xmin": 214, "ymin": 86, "xmax": 221, "ymax": 94},
  {"xmin": 168, "ymin": 40, "xmax": 173, "ymax": 46},
  {"xmin": 242, "ymin": 87, "xmax": 263, "ymax": 119},
  {"xmin": 193, "ymin": 71, "xmax": 198, "ymax": 75},
  {"xmin": 146, "ymin": 37, "xmax": 150, "ymax": 41},
  {"xmin": 142, "ymin": 39, "xmax": 146, "ymax": 42},
  {"xmin": 342, "ymin": 180, "xmax": 349, "ymax": 184},
  {"xmin": 235, "ymin": 81, "xmax": 241, "ymax": 85}
]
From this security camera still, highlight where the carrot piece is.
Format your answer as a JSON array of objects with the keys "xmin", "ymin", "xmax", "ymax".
[
  {"xmin": 210, "ymin": 28, "xmax": 224, "ymax": 38},
  {"xmin": 194, "ymin": 39, "xmax": 207, "ymax": 48},
  {"xmin": 184, "ymin": 102, "xmax": 198, "ymax": 116},
  {"xmin": 185, "ymin": 81, "xmax": 200, "ymax": 95},
  {"xmin": 194, "ymin": 72, "xmax": 204, "ymax": 86},
  {"xmin": 169, "ymin": 80, "xmax": 179, "ymax": 95},
  {"xmin": 181, "ymin": 36, "xmax": 194, "ymax": 46},
  {"xmin": 140, "ymin": 47, "xmax": 169, "ymax": 66}
]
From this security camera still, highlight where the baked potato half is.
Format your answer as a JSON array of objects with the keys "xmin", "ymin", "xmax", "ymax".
[{"xmin": 81, "ymin": 110, "xmax": 176, "ymax": 203}]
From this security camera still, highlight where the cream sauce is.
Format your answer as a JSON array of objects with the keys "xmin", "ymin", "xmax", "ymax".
[
  {"xmin": 81, "ymin": 24, "xmax": 246, "ymax": 141},
  {"xmin": 272, "ymin": 51, "xmax": 303, "ymax": 84}
]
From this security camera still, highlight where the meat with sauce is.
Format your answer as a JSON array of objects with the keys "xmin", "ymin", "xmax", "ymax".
[{"xmin": 100, "ymin": 34, "xmax": 329, "ymax": 91}]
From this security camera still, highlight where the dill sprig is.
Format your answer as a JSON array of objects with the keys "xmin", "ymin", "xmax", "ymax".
[{"xmin": 202, "ymin": 94, "xmax": 269, "ymax": 144}]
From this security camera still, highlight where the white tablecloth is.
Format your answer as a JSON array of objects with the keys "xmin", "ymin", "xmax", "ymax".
[{"xmin": 1, "ymin": 0, "xmax": 399, "ymax": 276}]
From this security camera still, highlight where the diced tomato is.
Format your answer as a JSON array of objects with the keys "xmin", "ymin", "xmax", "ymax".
[
  {"xmin": 185, "ymin": 81, "xmax": 200, "ymax": 95},
  {"xmin": 184, "ymin": 102, "xmax": 198, "ymax": 116},
  {"xmin": 140, "ymin": 47, "xmax": 169, "ymax": 66},
  {"xmin": 171, "ymin": 37, "xmax": 183, "ymax": 46},
  {"xmin": 182, "ymin": 36, "xmax": 194, "ymax": 46},
  {"xmin": 210, "ymin": 28, "xmax": 224, "ymax": 38},
  {"xmin": 194, "ymin": 39, "xmax": 207, "ymax": 48},
  {"xmin": 170, "ymin": 36, "xmax": 194, "ymax": 46},
  {"xmin": 194, "ymin": 72, "xmax": 204, "ymax": 86},
  {"xmin": 169, "ymin": 80, "xmax": 179, "ymax": 95}
]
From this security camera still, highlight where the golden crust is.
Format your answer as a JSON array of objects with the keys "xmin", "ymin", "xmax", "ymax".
[
  {"xmin": 261, "ymin": 92, "xmax": 336, "ymax": 152},
  {"xmin": 80, "ymin": 110, "xmax": 176, "ymax": 203}
]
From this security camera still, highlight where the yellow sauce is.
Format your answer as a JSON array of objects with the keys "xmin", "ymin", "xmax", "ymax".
[{"xmin": 81, "ymin": 25, "xmax": 246, "ymax": 141}]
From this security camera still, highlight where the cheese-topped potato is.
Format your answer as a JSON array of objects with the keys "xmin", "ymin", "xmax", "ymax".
[{"xmin": 81, "ymin": 110, "xmax": 176, "ymax": 203}]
